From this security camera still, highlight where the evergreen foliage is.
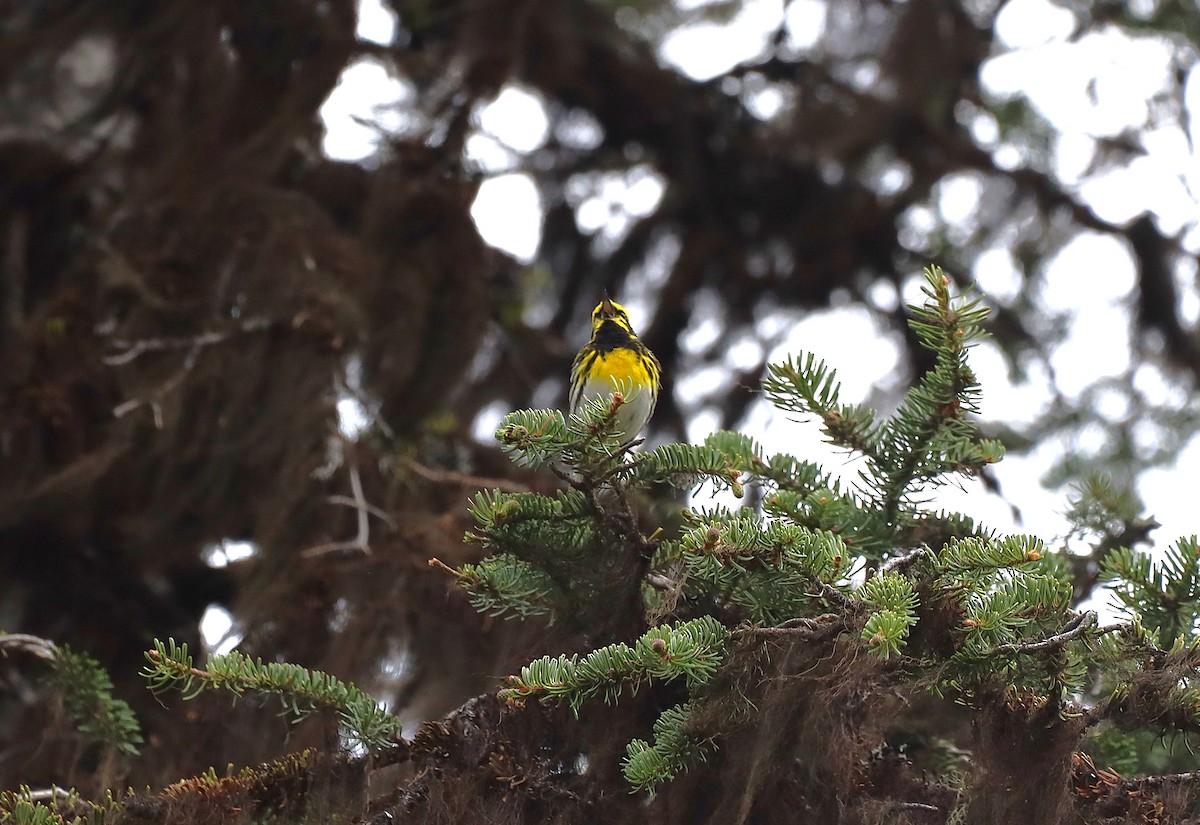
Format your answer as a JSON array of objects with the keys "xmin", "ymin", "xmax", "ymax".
[
  {"xmin": 1067, "ymin": 473, "xmax": 1145, "ymax": 542},
  {"xmin": 499, "ymin": 617, "xmax": 726, "ymax": 712},
  {"xmin": 0, "ymin": 794, "xmax": 71, "ymax": 825},
  {"xmin": 142, "ymin": 639, "xmax": 402, "ymax": 751},
  {"xmin": 7, "ymin": 0, "xmax": 1200, "ymax": 819},
  {"xmin": 9, "ymin": 267, "xmax": 1200, "ymax": 820},
  {"xmin": 457, "ymin": 554, "xmax": 564, "ymax": 619},
  {"xmin": 0, "ymin": 787, "xmax": 116, "ymax": 825},
  {"xmin": 1100, "ymin": 537, "xmax": 1200, "ymax": 648},
  {"xmin": 622, "ymin": 701, "xmax": 712, "ymax": 794},
  {"xmin": 446, "ymin": 266, "xmax": 1200, "ymax": 799},
  {"xmin": 50, "ymin": 647, "xmax": 143, "ymax": 757},
  {"xmin": 859, "ymin": 572, "xmax": 918, "ymax": 659},
  {"xmin": 0, "ymin": 635, "xmax": 142, "ymax": 758}
]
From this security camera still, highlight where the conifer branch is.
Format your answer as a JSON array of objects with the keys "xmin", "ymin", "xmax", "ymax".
[
  {"xmin": 1099, "ymin": 536, "xmax": 1200, "ymax": 648},
  {"xmin": 881, "ymin": 547, "xmax": 928, "ymax": 575},
  {"xmin": 626, "ymin": 443, "xmax": 744, "ymax": 497},
  {"xmin": 622, "ymin": 701, "xmax": 713, "ymax": 794},
  {"xmin": 13, "ymin": 787, "xmax": 125, "ymax": 825},
  {"xmin": 741, "ymin": 612, "xmax": 843, "ymax": 641},
  {"xmin": 989, "ymin": 611, "xmax": 1097, "ymax": 655},
  {"xmin": 143, "ymin": 639, "xmax": 402, "ymax": 751},
  {"xmin": 677, "ymin": 518, "xmax": 849, "ymax": 623},
  {"xmin": 498, "ymin": 617, "xmax": 727, "ymax": 712},
  {"xmin": 51, "ymin": 646, "xmax": 144, "ymax": 756},
  {"xmin": 458, "ymin": 267, "xmax": 1200, "ymax": 798},
  {"xmin": 0, "ymin": 634, "xmax": 142, "ymax": 756},
  {"xmin": 456, "ymin": 553, "xmax": 565, "ymax": 619},
  {"xmin": 495, "ymin": 409, "xmax": 573, "ymax": 468},
  {"xmin": 0, "ymin": 791, "xmax": 73, "ymax": 825},
  {"xmin": 762, "ymin": 352, "xmax": 881, "ymax": 460},
  {"xmin": 933, "ymin": 535, "xmax": 1045, "ymax": 580},
  {"xmin": 465, "ymin": 488, "xmax": 596, "ymax": 559},
  {"xmin": 870, "ymin": 267, "xmax": 999, "ymax": 520},
  {"xmin": 859, "ymin": 572, "xmax": 919, "ymax": 658},
  {"xmin": 754, "ymin": 452, "xmax": 827, "ymax": 494}
]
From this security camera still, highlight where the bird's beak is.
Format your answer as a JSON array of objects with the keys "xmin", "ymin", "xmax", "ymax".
[{"xmin": 600, "ymin": 291, "xmax": 616, "ymax": 318}]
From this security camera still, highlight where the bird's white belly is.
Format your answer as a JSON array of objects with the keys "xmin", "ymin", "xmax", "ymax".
[{"xmin": 575, "ymin": 376, "xmax": 654, "ymax": 445}]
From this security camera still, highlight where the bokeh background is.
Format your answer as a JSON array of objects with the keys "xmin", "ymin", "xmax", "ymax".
[{"xmin": 1, "ymin": 0, "xmax": 1197, "ymax": 793}]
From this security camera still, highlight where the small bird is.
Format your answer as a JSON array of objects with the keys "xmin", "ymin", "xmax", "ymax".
[{"xmin": 569, "ymin": 293, "xmax": 661, "ymax": 446}]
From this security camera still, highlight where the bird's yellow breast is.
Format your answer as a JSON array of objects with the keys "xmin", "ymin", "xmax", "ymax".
[{"xmin": 589, "ymin": 347, "xmax": 654, "ymax": 388}]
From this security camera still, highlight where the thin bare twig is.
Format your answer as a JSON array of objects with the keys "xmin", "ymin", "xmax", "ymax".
[
  {"xmin": 24, "ymin": 787, "xmax": 71, "ymax": 802},
  {"xmin": 990, "ymin": 611, "xmax": 1100, "ymax": 656},
  {"xmin": 645, "ymin": 572, "xmax": 676, "ymax": 591},
  {"xmin": 427, "ymin": 557, "xmax": 467, "ymax": 579},
  {"xmin": 405, "ymin": 459, "xmax": 531, "ymax": 493},
  {"xmin": 327, "ymin": 495, "xmax": 396, "ymax": 526},
  {"xmin": 0, "ymin": 633, "xmax": 59, "ymax": 660},
  {"xmin": 106, "ymin": 311, "xmax": 279, "ymax": 427},
  {"xmin": 741, "ymin": 613, "xmax": 842, "ymax": 640},
  {"xmin": 302, "ymin": 460, "xmax": 374, "ymax": 558},
  {"xmin": 113, "ymin": 397, "xmax": 163, "ymax": 427},
  {"xmin": 102, "ymin": 317, "xmax": 274, "ymax": 365}
]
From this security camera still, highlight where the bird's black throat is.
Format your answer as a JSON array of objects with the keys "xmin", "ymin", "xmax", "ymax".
[{"xmin": 592, "ymin": 319, "xmax": 634, "ymax": 352}]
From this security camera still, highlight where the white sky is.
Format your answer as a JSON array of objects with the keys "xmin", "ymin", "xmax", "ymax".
[{"xmin": 311, "ymin": 0, "xmax": 1200, "ymax": 569}]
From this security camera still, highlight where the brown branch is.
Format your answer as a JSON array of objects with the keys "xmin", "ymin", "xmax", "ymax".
[
  {"xmin": 880, "ymin": 547, "xmax": 928, "ymax": 575},
  {"xmin": 989, "ymin": 611, "xmax": 1109, "ymax": 656},
  {"xmin": 809, "ymin": 581, "xmax": 854, "ymax": 609},
  {"xmin": 405, "ymin": 459, "xmax": 531, "ymax": 493},
  {"xmin": 106, "ymin": 314, "xmax": 282, "ymax": 427},
  {"xmin": 741, "ymin": 613, "xmax": 843, "ymax": 640},
  {"xmin": 427, "ymin": 557, "xmax": 467, "ymax": 580},
  {"xmin": 145, "ymin": 648, "xmax": 211, "ymax": 681},
  {"xmin": 549, "ymin": 458, "xmax": 654, "ymax": 557},
  {"xmin": 1120, "ymin": 769, "xmax": 1200, "ymax": 789}
]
